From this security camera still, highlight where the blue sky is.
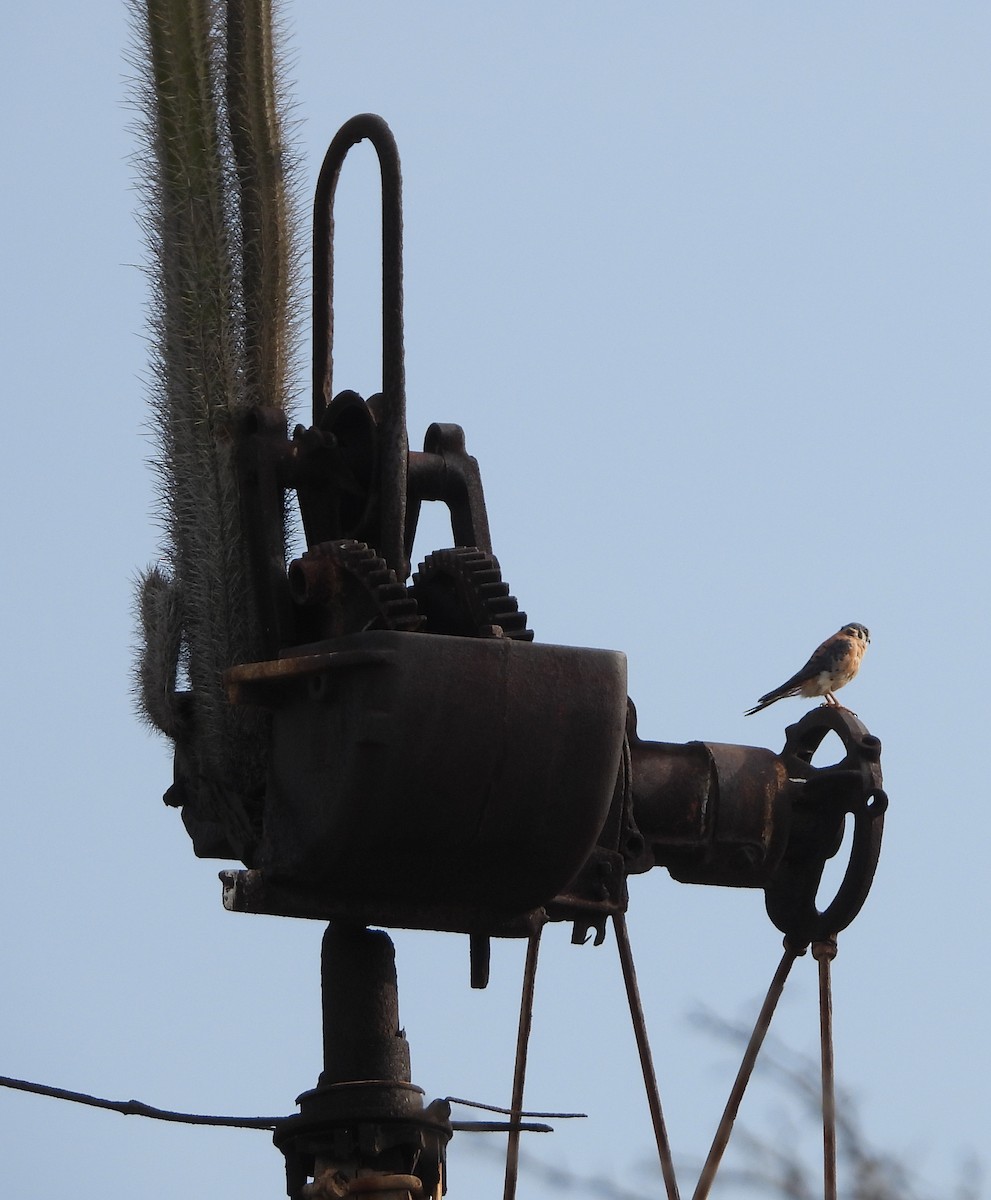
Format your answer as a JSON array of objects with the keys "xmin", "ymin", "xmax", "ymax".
[{"xmin": 1, "ymin": 3, "xmax": 988, "ymax": 1197}]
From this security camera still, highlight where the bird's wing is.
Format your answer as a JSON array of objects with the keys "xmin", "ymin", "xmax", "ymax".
[
  {"xmin": 743, "ymin": 633, "xmax": 850, "ymax": 715},
  {"xmin": 791, "ymin": 632, "xmax": 851, "ymax": 683}
]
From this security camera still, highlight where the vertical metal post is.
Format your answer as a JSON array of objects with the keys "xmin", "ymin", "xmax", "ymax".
[
  {"xmin": 276, "ymin": 924, "xmax": 450, "ymax": 1199},
  {"xmin": 814, "ymin": 938, "xmax": 838, "ymax": 1200},
  {"xmin": 319, "ymin": 923, "xmax": 411, "ymax": 1086}
]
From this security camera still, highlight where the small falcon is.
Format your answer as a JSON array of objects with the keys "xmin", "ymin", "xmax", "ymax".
[{"xmin": 745, "ymin": 622, "xmax": 870, "ymax": 716}]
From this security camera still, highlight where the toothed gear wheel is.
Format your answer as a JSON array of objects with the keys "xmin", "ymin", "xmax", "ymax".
[
  {"xmin": 289, "ymin": 539, "xmax": 423, "ymax": 638},
  {"xmin": 409, "ymin": 547, "xmax": 534, "ymax": 641}
]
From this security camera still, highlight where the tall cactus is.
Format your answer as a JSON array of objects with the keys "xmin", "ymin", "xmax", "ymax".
[{"xmin": 131, "ymin": 0, "xmax": 298, "ymax": 854}]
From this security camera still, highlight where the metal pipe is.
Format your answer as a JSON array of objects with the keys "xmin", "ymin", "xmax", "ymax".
[{"xmin": 319, "ymin": 923, "xmax": 411, "ymax": 1086}]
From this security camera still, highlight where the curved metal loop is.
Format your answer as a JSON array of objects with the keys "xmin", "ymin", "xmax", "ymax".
[
  {"xmin": 312, "ymin": 112, "xmax": 404, "ymax": 425},
  {"xmin": 765, "ymin": 707, "xmax": 886, "ymax": 947},
  {"xmin": 310, "ymin": 114, "xmax": 409, "ymax": 575}
]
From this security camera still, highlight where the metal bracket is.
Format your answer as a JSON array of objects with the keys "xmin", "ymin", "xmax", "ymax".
[{"xmin": 765, "ymin": 706, "xmax": 886, "ymax": 946}]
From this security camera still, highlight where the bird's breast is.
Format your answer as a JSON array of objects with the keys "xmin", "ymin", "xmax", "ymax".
[{"xmin": 799, "ymin": 670, "xmax": 836, "ymax": 698}]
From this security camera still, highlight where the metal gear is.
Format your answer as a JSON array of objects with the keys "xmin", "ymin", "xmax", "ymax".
[
  {"xmin": 409, "ymin": 547, "xmax": 533, "ymax": 641},
  {"xmin": 289, "ymin": 538, "xmax": 423, "ymax": 640}
]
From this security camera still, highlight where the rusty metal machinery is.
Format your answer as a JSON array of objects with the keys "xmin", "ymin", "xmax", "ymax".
[
  {"xmin": 162, "ymin": 114, "xmax": 886, "ymax": 1199},
  {"xmin": 274, "ymin": 925, "xmax": 453, "ymax": 1200}
]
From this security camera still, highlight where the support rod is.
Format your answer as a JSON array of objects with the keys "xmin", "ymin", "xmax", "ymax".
[
  {"xmin": 502, "ymin": 926, "xmax": 543, "ymax": 1200},
  {"xmin": 814, "ymin": 937, "xmax": 839, "ymax": 1200},
  {"xmin": 613, "ymin": 912, "xmax": 682, "ymax": 1200},
  {"xmin": 691, "ymin": 943, "xmax": 802, "ymax": 1200}
]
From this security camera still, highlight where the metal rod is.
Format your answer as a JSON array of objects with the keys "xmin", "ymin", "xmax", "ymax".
[
  {"xmin": 814, "ymin": 938, "xmax": 839, "ymax": 1200},
  {"xmin": 691, "ymin": 943, "xmax": 802, "ymax": 1200},
  {"xmin": 445, "ymin": 1096, "xmax": 585, "ymax": 1120},
  {"xmin": 612, "ymin": 912, "xmax": 682, "ymax": 1200},
  {"xmin": 0, "ymin": 1073, "xmax": 281, "ymax": 1128},
  {"xmin": 502, "ymin": 926, "xmax": 543, "ymax": 1200}
]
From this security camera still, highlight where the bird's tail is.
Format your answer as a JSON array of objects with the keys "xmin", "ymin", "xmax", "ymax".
[{"xmin": 743, "ymin": 688, "xmax": 794, "ymax": 717}]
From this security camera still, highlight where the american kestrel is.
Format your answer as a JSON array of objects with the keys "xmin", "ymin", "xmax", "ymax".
[{"xmin": 745, "ymin": 622, "xmax": 870, "ymax": 716}]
